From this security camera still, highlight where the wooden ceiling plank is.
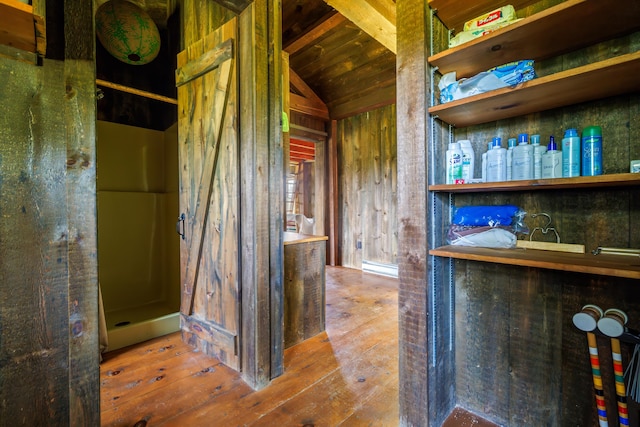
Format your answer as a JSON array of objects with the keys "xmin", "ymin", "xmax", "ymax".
[
  {"xmin": 323, "ymin": 0, "xmax": 396, "ymax": 54},
  {"xmin": 284, "ymin": 12, "xmax": 347, "ymax": 55},
  {"xmin": 290, "ymin": 93, "xmax": 330, "ymax": 120},
  {"xmin": 289, "ymin": 68, "xmax": 327, "ymax": 107},
  {"xmin": 329, "ymin": 83, "xmax": 395, "ymax": 120}
]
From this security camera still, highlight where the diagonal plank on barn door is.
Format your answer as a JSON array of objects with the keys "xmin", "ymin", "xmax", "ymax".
[
  {"xmin": 176, "ymin": 18, "xmax": 240, "ymax": 370},
  {"xmin": 176, "ymin": 41, "xmax": 233, "ymax": 316}
]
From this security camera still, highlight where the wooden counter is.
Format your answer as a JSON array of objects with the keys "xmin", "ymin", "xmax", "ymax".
[{"xmin": 283, "ymin": 232, "xmax": 328, "ymax": 348}]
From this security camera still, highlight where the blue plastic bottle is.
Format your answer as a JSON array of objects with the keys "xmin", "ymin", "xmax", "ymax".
[
  {"xmin": 582, "ymin": 126, "xmax": 603, "ymax": 176},
  {"xmin": 562, "ymin": 128, "xmax": 581, "ymax": 177}
]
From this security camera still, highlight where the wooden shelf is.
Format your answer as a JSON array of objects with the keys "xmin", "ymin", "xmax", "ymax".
[
  {"xmin": 429, "ymin": 173, "xmax": 640, "ymax": 193},
  {"xmin": 428, "ymin": 0, "xmax": 537, "ymax": 33},
  {"xmin": 428, "ymin": 52, "xmax": 640, "ymax": 128},
  {"xmin": 429, "ymin": 245, "xmax": 640, "ymax": 280},
  {"xmin": 428, "ymin": 0, "xmax": 640, "ymax": 79},
  {"xmin": 0, "ymin": 0, "xmax": 45, "ymax": 55}
]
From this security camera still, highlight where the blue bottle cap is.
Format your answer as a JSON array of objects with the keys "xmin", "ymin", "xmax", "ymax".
[
  {"xmin": 492, "ymin": 137, "xmax": 502, "ymax": 148},
  {"xmin": 564, "ymin": 128, "xmax": 578, "ymax": 137},
  {"xmin": 547, "ymin": 135, "xmax": 556, "ymax": 151},
  {"xmin": 518, "ymin": 133, "xmax": 528, "ymax": 144},
  {"xmin": 531, "ymin": 134, "xmax": 541, "ymax": 145},
  {"xmin": 508, "ymin": 138, "xmax": 517, "ymax": 148}
]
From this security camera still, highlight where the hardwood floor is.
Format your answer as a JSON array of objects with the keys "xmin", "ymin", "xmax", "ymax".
[{"xmin": 100, "ymin": 266, "xmax": 399, "ymax": 426}]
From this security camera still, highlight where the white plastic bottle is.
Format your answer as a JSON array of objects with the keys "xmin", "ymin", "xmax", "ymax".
[
  {"xmin": 481, "ymin": 141, "xmax": 491, "ymax": 183},
  {"xmin": 531, "ymin": 134, "xmax": 547, "ymax": 179},
  {"xmin": 486, "ymin": 137, "xmax": 507, "ymax": 182},
  {"xmin": 506, "ymin": 137, "xmax": 517, "ymax": 181},
  {"xmin": 562, "ymin": 128, "xmax": 581, "ymax": 177},
  {"xmin": 511, "ymin": 133, "xmax": 534, "ymax": 180},
  {"xmin": 446, "ymin": 141, "xmax": 463, "ymax": 184},
  {"xmin": 458, "ymin": 140, "xmax": 475, "ymax": 183},
  {"xmin": 542, "ymin": 135, "xmax": 562, "ymax": 178}
]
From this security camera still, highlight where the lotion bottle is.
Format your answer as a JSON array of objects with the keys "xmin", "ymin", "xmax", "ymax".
[
  {"xmin": 486, "ymin": 137, "xmax": 507, "ymax": 182},
  {"xmin": 562, "ymin": 128, "xmax": 581, "ymax": 177},
  {"xmin": 511, "ymin": 133, "xmax": 534, "ymax": 180},
  {"xmin": 531, "ymin": 134, "xmax": 547, "ymax": 179},
  {"xmin": 506, "ymin": 137, "xmax": 517, "ymax": 181},
  {"xmin": 542, "ymin": 135, "xmax": 562, "ymax": 178}
]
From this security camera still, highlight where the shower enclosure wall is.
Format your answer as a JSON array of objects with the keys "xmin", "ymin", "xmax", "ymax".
[{"xmin": 97, "ymin": 120, "xmax": 180, "ymax": 351}]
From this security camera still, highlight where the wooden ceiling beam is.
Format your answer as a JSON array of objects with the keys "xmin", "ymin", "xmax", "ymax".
[
  {"xmin": 289, "ymin": 68, "xmax": 327, "ymax": 108},
  {"xmin": 322, "ymin": 0, "xmax": 396, "ymax": 54},
  {"xmin": 284, "ymin": 12, "xmax": 346, "ymax": 55},
  {"xmin": 290, "ymin": 93, "xmax": 330, "ymax": 120}
]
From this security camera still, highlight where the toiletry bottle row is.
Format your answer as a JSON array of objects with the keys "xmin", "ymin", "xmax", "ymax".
[{"xmin": 444, "ymin": 126, "xmax": 601, "ymax": 184}]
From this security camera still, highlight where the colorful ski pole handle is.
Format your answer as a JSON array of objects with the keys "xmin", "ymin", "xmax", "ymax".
[
  {"xmin": 611, "ymin": 338, "xmax": 629, "ymax": 426},
  {"xmin": 588, "ymin": 331, "xmax": 610, "ymax": 427},
  {"xmin": 598, "ymin": 308, "xmax": 630, "ymax": 427},
  {"xmin": 574, "ymin": 304, "xmax": 608, "ymax": 427}
]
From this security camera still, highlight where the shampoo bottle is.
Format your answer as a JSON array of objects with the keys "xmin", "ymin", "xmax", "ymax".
[
  {"xmin": 542, "ymin": 135, "xmax": 562, "ymax": 178},
  {"xmin": 486, "ymin": 137, "xmax": 507, "ymax": 182},
  {"xmin": 562, "ymin": 128, "xmax": 581, "ymax": 177},
  {"xmin": 511, "ymin": 133, "xmax": 534, "ymax": 180},
  {"xmin": 506, "ymin": 137, "xmax": 517, "ymax": 181},
  {"xmin": 458, "ymin": 139, "xmax": 475, "ymax": 182},
  {"xmin": 446, "ymin": 141, "xmax": 463, "ymax": 184},
  {"xmin": 531, "ymin": 134, "xmax": 547, "ymax": 179},
  {"xmin": 481, "ymin": 141, "xmax": 491, "ymax": 183}
]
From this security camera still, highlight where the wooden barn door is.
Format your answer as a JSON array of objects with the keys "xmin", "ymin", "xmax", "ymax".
[{"xmin": 176, "ymin": 18, "xmax": 240, "ymax": 370}]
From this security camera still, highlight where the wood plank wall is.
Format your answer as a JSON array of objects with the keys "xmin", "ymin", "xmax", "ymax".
[
  {"xmin": 180, "ymin": 0, "xmax": 282, "ymax": 388},
  {"xmin": 337, "ymin": 104, "xmax": 397, "ymax": 270},
  {"xmin": 426, "ymin": 1, "xmax": 640, "ymax": 425},
  {"xmin": 0, "ymin": 1, "xmax": 99, "ymax": 425}
]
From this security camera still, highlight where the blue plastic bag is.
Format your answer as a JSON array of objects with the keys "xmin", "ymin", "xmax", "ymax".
[{"xmin": 451, "ymin": 205, "xmax": 521, "ymax": 227}]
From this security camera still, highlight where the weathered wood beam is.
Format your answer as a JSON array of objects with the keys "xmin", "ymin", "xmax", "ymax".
[
  {"xmin": 290, "ymin": 93, "xmax": 330, "ymax": 120},
  {"xmin": 323, "ymin": 0, "xmax": 396, "ymax": 54},
  {"xmin": 210, "ymin": 0, "xmax": 254, "ymax": 14},
  {"xmin": 289, "ymin": 68, "xmax": 327, "ymax": 109},
  {"xmin": 289, "ymin": 67, "xmax": 329, "ymax": 120},
  {"xmin": 283, "ymin": 12, "xmax": 346, "ymax": 55},
  {"xmin": 327, "ymin": 120, "xmax": 339, "ymax": 266}
]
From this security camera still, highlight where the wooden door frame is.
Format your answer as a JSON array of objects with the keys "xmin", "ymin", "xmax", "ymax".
[{"xmin": 238, "ymin": 0, "xmax": 284, "ymax": 388}]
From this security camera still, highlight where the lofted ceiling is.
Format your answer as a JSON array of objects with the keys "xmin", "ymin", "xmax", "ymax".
[{"xmin": 282, "ymin": 0, "xmax": 397, "ymax": 120}]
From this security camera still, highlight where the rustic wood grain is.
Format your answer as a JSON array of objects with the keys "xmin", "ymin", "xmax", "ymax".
[
  {"xmin": 100, "ymin": 266, "xmax": 399, "ymax": 426},
  {"xmin": 177, "ymin": 17, "xmax": 240, "ymax": 369},
  {"xmin": 338, "ymin": 105, "xmax": 397, "ymax": 270},
  {"xmin": 324, "ymin": 0, "xmax": 396, "ymax": 53},
  {"xmin": 268, "ymin": 0, "xmax": 285, "ymax": 379},
  {"xmin": 328, "ymin": 119, "xmax": 340, "ymax": 266},
  {"xmin": 0, "ymin": 58, "xmax": 70, "ymax": 426},
  {"xmin": 238, "ymin": 0, "xmax": 280, "ymax": 389},
  {"xmin": 283, "ymin": 239, "xmax": 326, "ymax": 348},
  {"xmin": 396, "ymin": 0, "xmax": 434, "ymax": 425}
]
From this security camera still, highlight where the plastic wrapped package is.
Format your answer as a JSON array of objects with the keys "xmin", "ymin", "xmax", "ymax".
[
  {"xmin": 449, "ymin": 19, "xmax": 521, "ymax": 48},
  {"xmin": 447, "ymin": 205, "xmax": 528, "ymax": 249},
  {"xmin": 463, "ymin": 5, "xmax": 517, "ymax": 32},
  {"xmin": 448, "ymin": 225, "xmax": 517, "ymax": 248},
  {"xmin": 439, "ymin": 60, "xmax": 536, "ymax": 104}
]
